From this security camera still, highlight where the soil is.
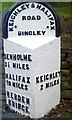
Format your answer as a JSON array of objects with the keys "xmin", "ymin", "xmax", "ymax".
[{"xmin": 1, "ymin": 99, "xmax": 72, "ymax": 120}]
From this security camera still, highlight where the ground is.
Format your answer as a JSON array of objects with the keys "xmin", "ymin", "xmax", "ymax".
[{"xmin": 1, "ymin": 99, "xmax": 72, "ymax": 120}]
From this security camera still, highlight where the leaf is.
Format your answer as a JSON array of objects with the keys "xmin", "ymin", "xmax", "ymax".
[{"xmin": 67, "ymin": 108, "xmax": 72, "ymax": 113}]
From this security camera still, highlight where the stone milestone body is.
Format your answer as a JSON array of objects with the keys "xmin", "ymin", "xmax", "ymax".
[{"xmin": 3, "ymin": 2, "xmax": 60, "ymax": 118}]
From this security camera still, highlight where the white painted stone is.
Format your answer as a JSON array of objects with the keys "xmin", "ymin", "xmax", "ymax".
[
  {"xmin": 3, "ymin": 2, "xmax": 60, "ymax": 118},
  {"xmin": 8, "ymin": 3, "xmax": 56, "ymax": 38},
  {"xmin": 4, "ymin": 37, "xmax": 60, "ymax": 118},
  {"xmin": 6, "ymin": 37, "xmax": 57, "ymax": 49}
]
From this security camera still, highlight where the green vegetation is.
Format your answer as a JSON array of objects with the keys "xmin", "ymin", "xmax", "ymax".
[
  {"xmin": 2, "ymin": 2, "xmax": 15, "ymax": 10},
  {"xmin": 0, "ymin": 1, "xmax": 2, "ymax": 11},
  {"xmin": 62, "ymin": 80, "xmax": 72, "ymax": 90},
  {"xmin": 0, "ymin": 2, "xmax": 72, "ymax": 19},
  {"xmin": 53, "ymin": 2, "xmax": 72, "ymax": 19}
]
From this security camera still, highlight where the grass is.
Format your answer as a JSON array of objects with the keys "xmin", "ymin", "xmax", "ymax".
[
  {"xmin": 2, "ymin": 2, "xmax": 15, "ymax": 10},
  {"xmin": 0, "ymin": 1, "xmax": 2, "ymax": 11},
  {"xmin": 0, "ymin": 2, "xmax": 72, "ymax": 19}
]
